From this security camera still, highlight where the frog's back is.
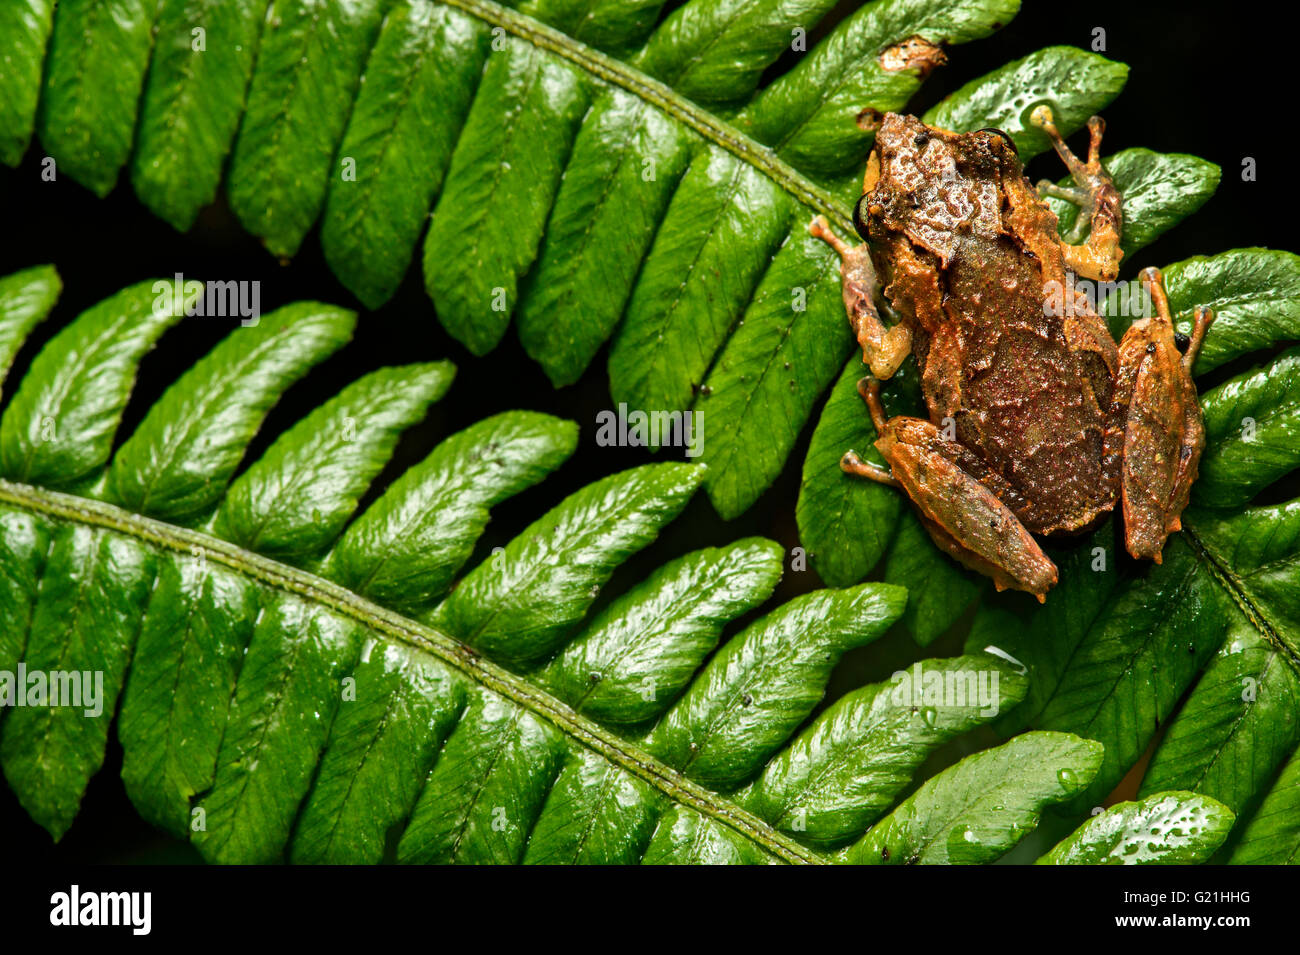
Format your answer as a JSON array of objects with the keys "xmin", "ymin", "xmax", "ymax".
[{"xmin": 865, "ymin": 113, "xmax": 1119, "ymax": 535}]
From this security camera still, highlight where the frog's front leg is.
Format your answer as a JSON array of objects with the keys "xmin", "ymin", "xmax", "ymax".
[
  {"xmin": 810, "ymin": 215, "xmax": 911, "ymax": 380},
  {"xmin": 1111, "ymin": 267, "xmax": 1215, "ymax": 562},
  {"xmin": 1029, "ymin": 106, "xmax": 1123, "ymax": 282},
  {"xmin": 845, "ymin": 378, "xmax": 1059, "ymax": 600}
]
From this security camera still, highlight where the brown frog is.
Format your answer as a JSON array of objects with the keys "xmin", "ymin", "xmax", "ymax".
[{"xmin": 811, "ymin": 107, "xmax": 1214, "ymax": 601}]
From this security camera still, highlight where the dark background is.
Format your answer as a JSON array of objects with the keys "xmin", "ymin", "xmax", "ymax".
[{"xmin": 2, "ymin": 0, "xmax": 1295, "ymax": 862}]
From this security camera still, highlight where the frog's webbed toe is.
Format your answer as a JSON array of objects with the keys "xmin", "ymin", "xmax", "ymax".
[{"xmin": 1035, "ymin": 180, "xmax": 1093, "ymax": 243}]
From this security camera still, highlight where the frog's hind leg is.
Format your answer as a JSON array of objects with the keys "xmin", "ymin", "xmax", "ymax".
[
  {"xmin": 1112, "ymin": 267, "xmax": 1216, "ymax": 562},
  {"xmin": 854, "ymin": 378, "xmax": 1058, "ymax": 600},
  {"xmin": 810, "ymin": 215, "xmax": 911, "ymax": 380},
  {"xmin": 1029, "ymin": 105, "xmax": 1123, "ymax": 282}
]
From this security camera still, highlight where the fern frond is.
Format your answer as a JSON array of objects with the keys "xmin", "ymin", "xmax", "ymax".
[{"xmin": 0, "ymin": 270, "xmax": 1118, "ymax": 864}]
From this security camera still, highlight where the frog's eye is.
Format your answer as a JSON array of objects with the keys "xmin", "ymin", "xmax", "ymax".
[
  {"xmin": 1174, "ymin": 332, "xmax": 1191, "ymax": 354},
  {"xmin": 976, "ymin": 127, "xmax": 1018, "ymax": 155},
  {"xmin": 853, "ymin": 194, "xmax": 872, "ymax": 241}
]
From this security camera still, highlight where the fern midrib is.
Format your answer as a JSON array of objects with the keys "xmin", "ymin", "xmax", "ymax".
[
  {"xmin": 1183, "ymin": 520, "xmax": 1300, "ymax": 677},
  {"xmin": 440, "ymin": 0, "xmax": 856, "ymax": 235},
  {"xmin": 0, "ymin": 477, "xmax": 825, "ymax": 865}
]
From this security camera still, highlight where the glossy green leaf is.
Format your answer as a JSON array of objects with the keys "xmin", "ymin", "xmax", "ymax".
[
  {"xmin": 964, "ymin": 523, "xmax": 1120, "ymax": 736},
  {"xmin": 739, "ymin": 653, "xmax": 1028, "ymax": 846},
  {"xmin": 883, "ymin": 511, "xmax": 981, "ymax": 645},
  {"xmin": 845, "ymin": 732, "xmax": 1103, "ymax": 864},
  {"xmin": 1164, "ymin": 249, "xmax": 1300, "ymax": 375},
  {"xmin": 519, "ymin": 0, "xmax": 665, "ymax": 56},
  {"xmin": 538, "ymin": 538, "xmax": 785, "ymax": 723},
  {"xmin": 697, "ymin": 228, "xmax": 850, "ymax": 518},
  {"xmin": 0, "ymin": 0, "xmax": 55, "ymax": 166},
  {"xmin": 322, "ymin": 1, "xmax": 491, "ymax": 308},
  {"xmin": 131, "ymin": 0, "xmax": 266, "ymax": 230},
  {"xmin": 1038, "ymin": 792, "xmax": 1235, "ymax": 865},
  {"xmin": 210, "ymin": 362, "xmax": 453, "ymax": 561},
  {"xmin": 106, "ymin": 302, "xmax": 358, "ymax": 524},
  {"xmin": 796, "ymin": 356, "xmax": 901, "ymax": 587},
  {"xmin": 924, "ymin": 46, "xmax": 1128, "ymax": 160},
  {"xmin": 636, "ymin": 0, "xmax": 840, "ymax": 106},
  {"xmin": 0, "ymin": 526, "xmax": 155, "ymax": 838},
  {"xmin": 322, "ymin": 411, "xmax": 579, "ymax": 615},
  {"xmin": 396, "ymin": 687, "xmax": 567, "ymax": 864},
  {"xmin": 290, "ymin": 639, "xmax": 466, "ymax": 863},
  {"xmin": 37, "ymin": 0, "xmax": 158, "ymax": 196},
  {"xmin": 1229, "ymin": 747, "xmax": 1300, "ymax": 864},
  {"xmin": 1198, "ymin": 347, "xmax": 1300, "ymax": 509},
  {"xmin": 1139, "ymin": 615, "xmax": 1300, "ymax": 817},
  {"xmin": 0, "ymin": 264, "xmax": 61, "ymax": 391},
  {"xmin": 608, "ymin": 147, "xmax": 794, "ymax": 418},
  {"xmin": 117, "ymin": 556, "xmax": 259, "ymax": 837},
  {"xmin": 0, "ymin": 509, "xmax": 51, "ymax": 689},
  {"xmin": 515, "ymin": 89, "xmax": 696, "ymax": 387},
  {"xmin": 523, "ymin": 748, "xmax": 662, "ymax": 864},
  {"xmin": 192, "ymin": 596, "xmax": 362, "ymax": 864},
  {"xmin": 983, "ymin": 537, "xmax": 1229, "ymax": 810},
  {"xmin": 424, "ymin": 37, "xmax": 589, "ymax": 355},
  {"xmin": 644, "ymin": 582, "xmax": 907, "ymax": 788},
  {"xmin": 434, "ymin": 462, "xmax": 705, "ymax": 666},
  {"xmin": 641, "ymin": 806, "xmax": 777, "ymax": 864},
  {"xmin": 744, "ymin": 0, "xmax": 1021, "ymax": 175},
  {"xmin": 0, "ymin": 280, "xmax": 185, "ymax": 490},
  {"xmin": 1103, "ymin": 250, "xmax": 1300, "ymax": 376},
  {"xmin": 227, "ymin": 0, "xmax": 389, "ymax": 257},
  {"xmin": 1190, "ymin": 501, "xmax": 1300, "ymax": 669}
]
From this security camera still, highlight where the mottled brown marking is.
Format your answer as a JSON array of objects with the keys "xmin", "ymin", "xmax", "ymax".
[{"xmin": 811, "ymin": 109, "xmax": 1213, "ymax": 601}]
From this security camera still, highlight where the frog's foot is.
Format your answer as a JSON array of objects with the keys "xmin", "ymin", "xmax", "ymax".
[
  {"xmin": 1112, "ymin": 267, "xmax": 1215, "ymax": 562},
  {"xmin": 840, "ymin": 379, "xmax": 905, "ymax": 487},
  {"xmin": 872, "ymin": 413, "xmax": 1059, "ymax": 601},
  {"xmin": 1180, "ymin": 301, "xmax": 1215, "ymax": 373},
  {"xmin": 1029, "ymin": 105, "xmax": 1123, "ymax": 282},
  {"xmin": 1036, "ymin": 179, "xmax": 1099, "ymax": 247},
  {"xmin": 810, "ymin": 215, "xmax": 911, "ymax": 380}
]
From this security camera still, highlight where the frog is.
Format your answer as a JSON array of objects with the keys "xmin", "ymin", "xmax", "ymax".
[{"xmin": 810, "ymin": 106, "xmax": 1214, "ymax": 601}]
